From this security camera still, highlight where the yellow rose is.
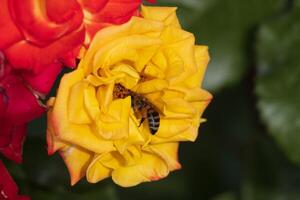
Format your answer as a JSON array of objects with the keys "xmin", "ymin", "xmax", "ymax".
[{"xmin": 47, "ymin": 6, "xmax": 212, "ymax": 187}]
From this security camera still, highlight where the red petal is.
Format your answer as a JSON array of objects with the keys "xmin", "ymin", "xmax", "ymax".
[
  {"xmin": 83, "ymin": 0, "xmax": 142, "ymax": 40},
  {"xmin": 86, "ymin": 0, "xmax": 142, "ymax": 24},
  {"xmin": 9, "ymin": 0, "xmax": 83, "ymax": 47},
  {"xmin": 0, "ymin": 52, "xmax": 12, "ymax": 81},
  {"xmin": 46, "ymin": 0, "xmax": 82, "ymax": 23},
  {"xmin": 1, "ymin": 74, "xmax": 45, "ymax": 124},
  {"xmin": 5, "ymin": 26, "xmax": 85, "ymax": 73},
  {"xmin": 78, "ymin": 0, "xmax": 108, "ymax": 13},
  {"xmin": 0, "ymin": 88, "xmax": 8, "ymax": 119},
  {"xmin": 22, "ymin": 62, "xmax": 62, "ymax": 94},
  {"xmin": 0, "ymin": 0, "xmax": 22, "ymax": 50},
  {"xmin": 0, "ymin": 122, "xmax": 27, "ymax": 164}
]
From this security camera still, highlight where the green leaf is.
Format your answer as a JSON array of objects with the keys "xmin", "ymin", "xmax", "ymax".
[
  {"xmin": 256, "ymin": 6, "xmax": 300, "ymax": 165},
  {"xmin": 161, "ymin": 0, "xmax": 283, "ymax": 91}
]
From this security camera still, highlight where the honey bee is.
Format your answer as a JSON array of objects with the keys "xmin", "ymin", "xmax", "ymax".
[{"xmin": 113, "ymin": 84, "xmax": 160, "ymax": 135}]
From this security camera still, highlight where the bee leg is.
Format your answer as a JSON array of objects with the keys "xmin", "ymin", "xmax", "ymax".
[{"xmin": 138, "ymin": 118, "xmax": 145, "ymax": 127}]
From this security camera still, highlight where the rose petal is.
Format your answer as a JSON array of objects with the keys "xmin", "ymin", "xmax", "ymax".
[
  {"xmin": 59, "ymin": 145, "xmax": 93, "ymax": 185},
  {"xmin": 95, "ymin": 97, "xmax": 131, "ymax": 140},
  {"xmin": 0, "ymin": 122, "xmax": 27, "ymax": 164},
  {"xmin": 22, "ymin": 62, "xmax": 62, "ymax": 94},
  {"xmin": 141, "ymin": 6, "xmax": 180, "ymax": 27},
  {"xmin": 68, "ymin": 81, "xmax": 92, "ymax": 124},
  {"xmin": 51, "ymin": 69, "xmax": 115, "ymax": 153},
  {"xmin": 5, "ymin": 25, "xmax": 85, "ymax": 73},
  {"xmin": 183, "ymin": 45, "xmax": 210, "ymax": 88},
  {"xmin": 111, "ymin": 152, "xmax": 169, "ymax": 187},
  {"xmin": 144, "ymin": 142, "xmax": 181, "ymax": 171},
  {"xmin": 1, "ymin": 74, "xmax": 45, "ymax": 124},
  {"xmin": 0, "ymin": 0, "xmax": 22, "ymax": 49},
  {"xmin": 114, "ymin": 113, "xmax": 145, "ymax": 154},
  {"xmin": 10, "ymin": 0, "xmax": 83, "ymax": 46},
  {"xmin": 78, "ymin": 0, "xmax": 108, "ymax": 13}
]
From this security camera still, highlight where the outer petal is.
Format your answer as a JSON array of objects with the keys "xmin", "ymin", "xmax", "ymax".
[
  {"xmin": 86, "ymin": 153, "xmax": 114, "ymax": 183},
  {"xmin": 0, "ymin": 0, "xmax": 22, "ymax": 49},
  {"xmin": 59, "ymin": 145, "xmax": 93, "ymax": 185},
  {"xmin": 0, "ymin": 121, "xmax": 26, "ymax": 163},
  {"xmin": 111, "ymin": 152, "xmax": 169, "ymax": 187},
  {"xmin": 5, "ymin": 26, "xmax": 85, "ymax": 73},
  {"xmin": 1, "ymin": 75, "xmax": 45, "ymax": 124},
  {"xmin": 184, "ymin": 45, "xmax": 210, "ymax": 88},
  {"xmin": 47, "ymin": 105, "xmax": 69, "ymax": 155},
  {"xmin": 9, "ymin": 0, "xmax": 83, "ymax": 46},
  {"xmin": 144, "ymin": 142, "xmax": 181, "ymax": 171},
  {"xmin": 22, "ymin": 62, "xmax": 62, "ymax": 94},
  {"xmin": 141, "ymin": 6, "xmax": 180, "ymax": 27},
  {"xmin": 81, "ymin": 0, "xmax": 142, "ymax": 40}
]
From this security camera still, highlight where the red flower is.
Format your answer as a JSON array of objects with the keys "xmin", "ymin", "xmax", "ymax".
[
  {"xmin": 0, "ymin": 0, "xmax": 147, "ymax": 162},
  {"xmin": 0, "ymin": 56, "xmax": 45, "ymax": 163},
  {"xmin": 0, "ymin": 160, "xmax": 30, "ymax": 200},
  {"xmin": 0, "ymin": 122, "xmax": 27, "ymax": 164}
]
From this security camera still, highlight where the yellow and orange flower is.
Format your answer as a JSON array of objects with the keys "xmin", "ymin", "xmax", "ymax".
[{"xmin": 47, "ymin": 6, "xmax": 212, "ymax": 187}]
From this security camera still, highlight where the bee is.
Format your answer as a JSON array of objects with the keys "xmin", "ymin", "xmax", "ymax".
[{"xmin": 113, "ymin": 84, "xmax": 160, "ymax": 135}]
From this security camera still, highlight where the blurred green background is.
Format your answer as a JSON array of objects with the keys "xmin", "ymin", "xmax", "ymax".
[{"xmin": 3, "ymin": 0, "xmax": 300, "ymax": 199}]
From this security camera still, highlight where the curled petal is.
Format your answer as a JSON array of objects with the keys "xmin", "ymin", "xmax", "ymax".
[
  {"xmin": 0, "ymin": 0, "xmax": 22, "ymax": 49},
  {"xmin": 59, "ymin": 145, "xmax": 93, "ymax": 185},
  {"xmin": 9, "ymin": 0, "xmax": 83, "ymax": 46},
  {"xmin": 143, "ymin": 142, "xmax": 181, "ymax": 171},
  {"xmin": 111, "ymin": 152, "xmax": 169, "ymax": 187},
  {"xmin": 5, "ymin": 26, "xmax": 85, "ymax": 72}
]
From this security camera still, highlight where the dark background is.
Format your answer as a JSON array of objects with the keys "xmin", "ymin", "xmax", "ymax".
[{"xmin": 3, "ymin": 0, "xmax": 300, "ymax": 199}]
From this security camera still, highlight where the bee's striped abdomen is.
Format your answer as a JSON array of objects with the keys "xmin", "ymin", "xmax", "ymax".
[{"xmin": 147, "ymin": 108, "xmax": 160, "ymax": 135}]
